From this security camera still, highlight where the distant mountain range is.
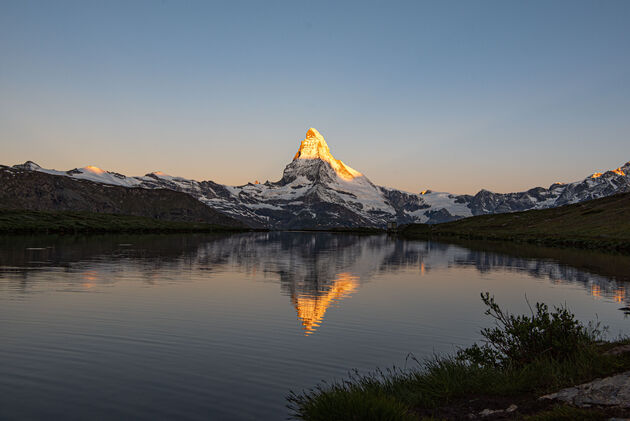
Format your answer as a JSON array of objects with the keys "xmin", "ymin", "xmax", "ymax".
[{"xmin": 2, "ymin": 128, "xmax": 629, "ymax": 228}]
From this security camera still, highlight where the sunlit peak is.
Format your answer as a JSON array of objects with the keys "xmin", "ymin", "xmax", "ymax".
[
  {"xmin": 591, "ymin": 166, "xmax": 626, "ymax": 179},
  {"xmin": 305, "ymin": 127, "xmax": 325, "ymax": 141},
  {"xmin": 612, "ymin": 167, "xmax": 626, "ymax": 176},
  {"xmin": 84, "ymin": 165, "xmax": 105, "ymax": 174},
  {"xmin": 293, "ymin": 128, "xmax": 363, "ymax": 181}
]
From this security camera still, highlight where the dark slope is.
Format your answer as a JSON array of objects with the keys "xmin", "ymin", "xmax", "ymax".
[
  {"xmin": 399, "ymin": 192, "xmax": 630, "ymax": 251},
  {"xmin": 0, "ymin": 209, "xmax": 250, "ymax": 234},
  {"xmin": 0, "ymin": 166, "xmax": 246, "ymax": 228}
]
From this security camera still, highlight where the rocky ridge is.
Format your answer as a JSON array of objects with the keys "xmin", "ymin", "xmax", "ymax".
[
  {"xmin": 4, "ymin": 128, "xmax": 630, "ymax": 228},
  {"xmin": 0, "ymin": 166, "xmax": 245, "ymax": 227}
]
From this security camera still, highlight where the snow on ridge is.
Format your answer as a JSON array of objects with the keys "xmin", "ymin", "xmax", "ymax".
[
  {"xmin": 10, "ymin": 137, "xmax": 630, "ymax": 228},
  {"xmin": 419, "ymin": 191, "xmax": 473, "ymax": 218}
]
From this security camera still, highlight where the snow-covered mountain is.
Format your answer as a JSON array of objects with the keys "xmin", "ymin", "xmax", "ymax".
[{"xmin": 8, "ymin": 128, "xmax": 630, "ymax": 228}]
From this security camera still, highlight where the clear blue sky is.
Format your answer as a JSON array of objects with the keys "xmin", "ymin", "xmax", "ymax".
[{"xmin": 1, "ymin": 0, "xmax": 629, "ymax": 193}]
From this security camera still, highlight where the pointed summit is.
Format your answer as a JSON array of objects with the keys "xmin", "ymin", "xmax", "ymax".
[
  {"xmin": 306, "ymin": 127, "xmax": 324, "ymax": 140},
  {"xmin": 13, "ymin": 161, "xmax": 42, "ymax": 171},
  {"xmin": 292, "ymin": 128, "xmax": 362, "ymax": 180},
  {"xmin": 294, "ymin": 128, "xmax": 331, "ymax": 160}
]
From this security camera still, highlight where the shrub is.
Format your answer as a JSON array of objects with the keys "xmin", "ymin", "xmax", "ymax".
[
  {"xmin": 457, "ymin": 292, "xmax": 603, "ymax": 369},
  {"xmin": 288, "ymin": 294, "xmax": 612, "ymax": 420}
]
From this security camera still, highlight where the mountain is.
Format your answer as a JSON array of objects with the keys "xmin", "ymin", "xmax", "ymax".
[
  {"xmin": 400, "ymin": 191, "xmax": 630, "ymax": 251},
  {"xmin": 4, "ymin": 128, "xmax": 630, "ymax": 228},
  {"xmin": 0, "ymin": 166, "xmax": 245, "ymax": 227}
]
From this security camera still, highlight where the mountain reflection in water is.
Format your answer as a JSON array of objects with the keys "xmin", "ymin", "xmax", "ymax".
[
  {"xmin": 2, "ymin": 233, "xmax": 630, "ymax": 334},
  {"xmin": 3, "ymin": 232, "xmax": 630, "ymax": 420},
  {"xmin": 292, "ymin": 272, "xmax": 359, "ymax": 335}
]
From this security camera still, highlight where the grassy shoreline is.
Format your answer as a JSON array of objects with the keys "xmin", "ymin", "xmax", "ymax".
[
  {"xmin": 288, "ymin": 294, "xmax": 630, "ymax": 420},
  {"xmin": 399, "ymin": 192, "xmax": 630, "ymax": 252},
  {"xmin": 0, "ymin": 209, "xmax": 389, "ymax": 236},
  {"xmin": 0, "ymin": 209, "xmax": 253, "ymax": 234}
]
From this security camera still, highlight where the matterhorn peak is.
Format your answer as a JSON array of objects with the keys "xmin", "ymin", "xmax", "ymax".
[
  {"xmin": 291, "ymin": 128, "xmax": 362, "ymax": 181},
  {"xmin": 294, "ymin": 128, "xmax": 331, "ymax": 161},
  {"xmin": 306, "ymin": 127, "xmax": 325, "ymax": 141}
]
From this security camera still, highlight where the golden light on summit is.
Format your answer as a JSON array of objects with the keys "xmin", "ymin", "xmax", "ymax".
[
  {"xmin": 591, "ymin": 168, "xmax": 625, "ymax": 179},
  {"xmin": 293, "ymin": 128, "xmax": 363, "ymax": 181},
  {"xmin": 84, "ymin": 165, "xmax": 106, "ymax": 174}
]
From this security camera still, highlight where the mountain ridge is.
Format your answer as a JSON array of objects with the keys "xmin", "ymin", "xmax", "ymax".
[
  {"xmin": 0, "ymin": 166, "xmax": 246, "ymax": 227},
  {"xmin": 4, "ymin": 129, "xmax": 630, "ymax": 228}
]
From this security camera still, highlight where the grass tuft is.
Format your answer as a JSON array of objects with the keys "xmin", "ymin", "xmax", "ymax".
[{"xmin": 287, "ymin": 294, "xmax": 630, "ymax": 420}]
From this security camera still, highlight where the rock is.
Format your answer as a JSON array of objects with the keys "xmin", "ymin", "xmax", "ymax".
[
  {"xmin": 541, "ymin": 371, "xmax": 630, "ymax": 407},
  {"xmin": 505, "ymin": 404, "xmax": 518, "ymax": 412},
  {"xmin": 605, "ymin": 345, "xmax": 630, "ymax": 356},
  {"xmin": 479, "ymin": 408, "xmax": 503, "ymax": 417}
]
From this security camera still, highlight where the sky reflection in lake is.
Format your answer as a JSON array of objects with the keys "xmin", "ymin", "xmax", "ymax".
[{"xmin": 1, "ymin": 233, "xmax": 629, "ymax": 420}]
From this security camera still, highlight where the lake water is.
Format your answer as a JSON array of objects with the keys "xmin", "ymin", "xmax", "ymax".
[{"xmin": 2, "ymin": 232, "xmax": 630, "ymax": 420}]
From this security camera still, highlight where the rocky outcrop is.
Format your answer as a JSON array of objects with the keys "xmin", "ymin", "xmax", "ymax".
[
  {"xmin": 541, "ymin": 371, "xmax": 630, "ymax": 408},
  {"xmin": 0, "ymin": 166, "xmax": 246, "ymax": 227}
]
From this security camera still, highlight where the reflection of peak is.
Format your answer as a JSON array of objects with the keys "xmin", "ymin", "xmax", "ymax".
[
  {"xmin": 291, "ymin": 128, "xmax": 362, "ymax": 181},
  {"xmin": 292, "ymin": 272, "xmax": 359, "ymax": 335}
]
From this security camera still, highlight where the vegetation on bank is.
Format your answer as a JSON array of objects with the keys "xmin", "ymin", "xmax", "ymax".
[
  {"xmin": 0, "ymin": 209, "xmax": 252, "ymax": 234},
  {"xmin": 288, "ymin": 294, "xmax": 630, "ymax": 420},
  {"xmin": 399, "ymin": 192, "xmax": 630, "ymax": 251}
]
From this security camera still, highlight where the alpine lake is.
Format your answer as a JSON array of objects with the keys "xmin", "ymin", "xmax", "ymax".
[{"xmin": 2, "ymin": 232, "xmax": 630, "ymax": 420}]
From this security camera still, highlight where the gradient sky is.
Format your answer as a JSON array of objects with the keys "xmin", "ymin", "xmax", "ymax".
[{"xmin": 1, "ymin": 0, "xmax": 629, "ymax": 194}]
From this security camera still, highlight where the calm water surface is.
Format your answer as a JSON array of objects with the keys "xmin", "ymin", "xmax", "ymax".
[{"xmin": 2, "ymin": 233, "xmax": 630, "ymax": 420}]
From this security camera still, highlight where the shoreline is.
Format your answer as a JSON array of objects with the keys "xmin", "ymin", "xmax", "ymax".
[
  {"xmin": 0, "ymin": 209, "xmax": 255, "ymax": 235},
  {"xmin": 398, "ymin": 192, "xmax": 630, "ymax": 253},
  {"xmin": 288, "ymin": 295, "xmax": 630, "ymax": 420},
  {"xmin": 399, "ymin": 229, "xmax": 630, "ymax": 253}
]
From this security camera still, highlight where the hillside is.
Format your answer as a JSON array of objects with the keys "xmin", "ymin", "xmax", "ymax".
[
  {"xmin": 0, "ymin": 209, "xmax": 250, "ymax": 234},
  {"xmin": 0, "ymin": 166, "xmax": 246, "ymax": 228},
  {"xmin": 399, "ymin": 192, "xmax": 630, "ymax": 251}
]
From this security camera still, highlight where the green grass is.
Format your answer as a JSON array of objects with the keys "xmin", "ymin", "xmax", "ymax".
[
  {"xmin": 0, "ymin": 209, "xmax": 250, "ymax": 234},
  {"xmin": 399, "ymin": 192, "xmax": 630, "ymax": 251},
  {"xmin": 288, "ymin": 349, "xmax": 630, "ymax": 420},
  {"xmin": 287, "ymin": 294, "xmax": 630, "ymax": 421}
]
